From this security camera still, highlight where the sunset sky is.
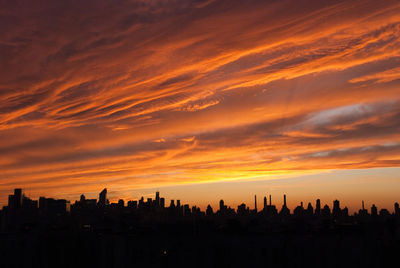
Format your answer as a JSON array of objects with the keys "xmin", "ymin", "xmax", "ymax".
[{"xmin": 1, "ymin": 0, "xmax": 400, "ymax": 212}]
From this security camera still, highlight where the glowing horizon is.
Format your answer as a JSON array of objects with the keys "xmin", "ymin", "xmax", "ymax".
[{"xmin": 1, "ymin": 0, "xmax": 400, "ymax": 209}]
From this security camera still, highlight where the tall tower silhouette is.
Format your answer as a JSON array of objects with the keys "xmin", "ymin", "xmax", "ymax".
[
  {"xmin": 98, "ymin": 188, "xmax": 107, "ymax": 207},
  {"xmin": 156, "ymin": 191, "xmax": 160, "ymax": 207},
  {"xmin": 315, "ymin": 199, "xmax": 321, "ymax": 216},
  {"xmin": 14, "ymin": 188, "xmax": 22, "ymax": 209},
  {"xmin": 332, "ymin": 200, "xmax": 341, "ymax": 217},
  {"xmin": 280, "ymin": 194, "xmax": 290, "ymax": 216},
  {"xmin": 264, "ymin": 196, "xmax": 267, "ymax": 209},
  {"xmin": 254, "ymin": 195, "xmax": 257, "ymax": 212}
]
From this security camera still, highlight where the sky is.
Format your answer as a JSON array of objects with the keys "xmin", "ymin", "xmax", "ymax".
[{"xmin": 1, "ymin": 0, "xmax": 400, "ymax": 212}]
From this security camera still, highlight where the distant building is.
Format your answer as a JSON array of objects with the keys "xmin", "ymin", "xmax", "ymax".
[
  {"xmin": 183, "ymin": 204, "xmax": 191, "ymax": 216},
  {"xmin": 294, "ymin": 202, "xmax": 304, "ymax": 216},
  {"xmin": 263, "ymin": 195, "xmax": 278, "ymax": 216},
  {"xmin": 98, "ymin": 188, "xmax": 107, "ymax": 207},
  {"xmin": 371, "ymin": 204, "xmax": 378, "ymax": 217},
  {"xmin": 39, "ymin": 197, "xmax": 70, "ymax": 215},
  {"xmin": 264, "ymin": 196, "xmax": 267, "ymax": 209},
  {"xmin": 118, "ymin": 199, "xmax": 125, "ymax": 209},
  {"xmin": 379, "ymin": 208, "xmax": 389, "ymax": 217},
  {"xmin": 306, "ymin": 202, "xmax": 313, "ymax": 216},
  {"xmin": 315, "ymin": 199, "xmax": 321, "ymax": 216},
  {"xmin": 8, "ymin": 188, "xmax": 23, "ymax": 211},
  {"xmin": 280, "ymin": 194, "xmax": 290, "ymax": 216},
  {"xmin": 127, "ymin": 200, "xmax": 138, "ymax": 209},
  {"xmin": 332, "ymin": 200, "xmax": 341, "ymax": 218},
  {"xmin": 321, "ymin": 204, "xmax": 331, "ymax": 217},
  {"xmin": 206, "ymin": 205, "xmax": 213, "ymax": 216},
  {"xmin": 155, "ymin": 191, "xmax": 160, "ymax": 207},
  {"xmin": 359, "ymin": 201, "xmax": 368, "ymax": 216},
  {"xmin": 219, "ymin": 200, "xmax": 224, "ymax": 211}
]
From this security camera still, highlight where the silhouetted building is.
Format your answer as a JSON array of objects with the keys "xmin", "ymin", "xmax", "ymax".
[
  {"xmin": 237, "ymin": 203, "xmax": 249, "ymax": 216},
  {"xmin": 359, "ymin": 200, "xmax": 368, "ymax": 216},
  {"xmin": 86, "ymin": 199, "xmax": 97, "ymax": 208},
  {"xmin": 8, "ymin": 188, "xmax": 23, "ymax": 211},
  {"xmin": 219, "ymin": 199, "xmax": 227, "ymax": 215},
  {"xmin": 379, "ymin": 208, "xmax": 390, "ymax": 217},
  {"xmin": 206, "ymin": 205, "xmax": 213, "ymax": 216},
  {"xmin": 39, "ymin": 197, "xmax": 70, "ymax": 215},
  {"xmin": 147, "ymin": 198, "xmax": 152, "ymax": 208},
  {"xmin": 183, "ymin": 204, "xmax": 191, "ymax": 216},
  {"xmin": 264, "ymin": 195, "xmax": 278, "ymax": 216},
  {"xmin": 315, "ymin": 199, "xmax": 321, "ymax": 216},
  {"xmin": 118, "ymin": 199, "xmax": 125, "ymax": 209},
  {"xmin": 306, "ymin": 202, "xmax": 313, "ymax": 216},
  {"xmin": 280, "ymin": 194, "xmax": 290, "ymax": 216},
  {"xmin": 332, "ymin": 200, "xmax": 341, "ymax": 218},
  {"xmin": 98, "ymin": 188, "xmax": 107, "ymax": 207},
  {"xmin": 155, "ymin": 191, "xmax": 160, "ymax": 207},
  {"xmin": 22, "ymin": 196, "xmax": 38, "ymax": 210},
  {"xmin": 371, "ymin": 204, "xmax": 378, "ymax": 217},
  {"xmin": 127, "ymin": 200, "xmax": 138, "ymax": 209},
  {"xmin": 321, "ymin": 204, "xmax": 331, "ymax": 217},
  {"xmin": 294, "ymin": 202, "xmax": 304, "ymax": 216},
  {"xmin": 342, "ymin": 207, "xmax": 349, "ymax": 217},
  {"xmin": 14, "ymin": 188, "xmax": 22, "ymax": 209}
]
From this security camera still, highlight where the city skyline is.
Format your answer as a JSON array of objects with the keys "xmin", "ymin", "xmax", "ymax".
[
  {"xmin": 4, "ymin": 186, "xmax": 400, "ymax": 215},
  {"xmin": 3, "ymin": 179, "xmax": 399, "ymax": 215},
  {"xmin": 2, "ymin": 187, "xmax": 399, "ymax": 268},
  {"xmin": 1, "ymin": 1, "xmax": 400, "ymax": 212}
]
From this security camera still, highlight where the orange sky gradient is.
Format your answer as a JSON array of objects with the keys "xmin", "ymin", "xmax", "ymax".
[{"xmin": 1, "ymin": 0, "xmax": 400, "ymax": 212}]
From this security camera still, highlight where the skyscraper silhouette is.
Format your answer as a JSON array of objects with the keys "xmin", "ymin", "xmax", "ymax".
[
  {"xmin": 332, "ymin": 200, "xmax": 341, "ymax": 218},
  {"xmin": 280, "ymin": 194, "xmax": 290, "ymax": 216},
  {"xmin": 156, "ymin": 191, "xmax": 160, "ymax": 207},
  {"xmin": 264, "ymin": 196, "xmax": 267, "ymax": 209},
  {"xmin": 315, "ymin": 199, "xmax": 321, "ymax": 216},
  {"xmin": 371, "ymin": 204, "xmax": 378, "ymax": 216},
  {"xmin": 98, "ymin": 188, "xmax": 107, "ymax": 207}
]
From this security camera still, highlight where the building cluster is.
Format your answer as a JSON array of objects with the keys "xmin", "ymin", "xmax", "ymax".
[
  {"xmin": 6, "ymin": 188, "xmax": 70, "ymax": 215},
  {"xmin": 1, "ymin": 187, "xmax": 400, "ymax": 233}
]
